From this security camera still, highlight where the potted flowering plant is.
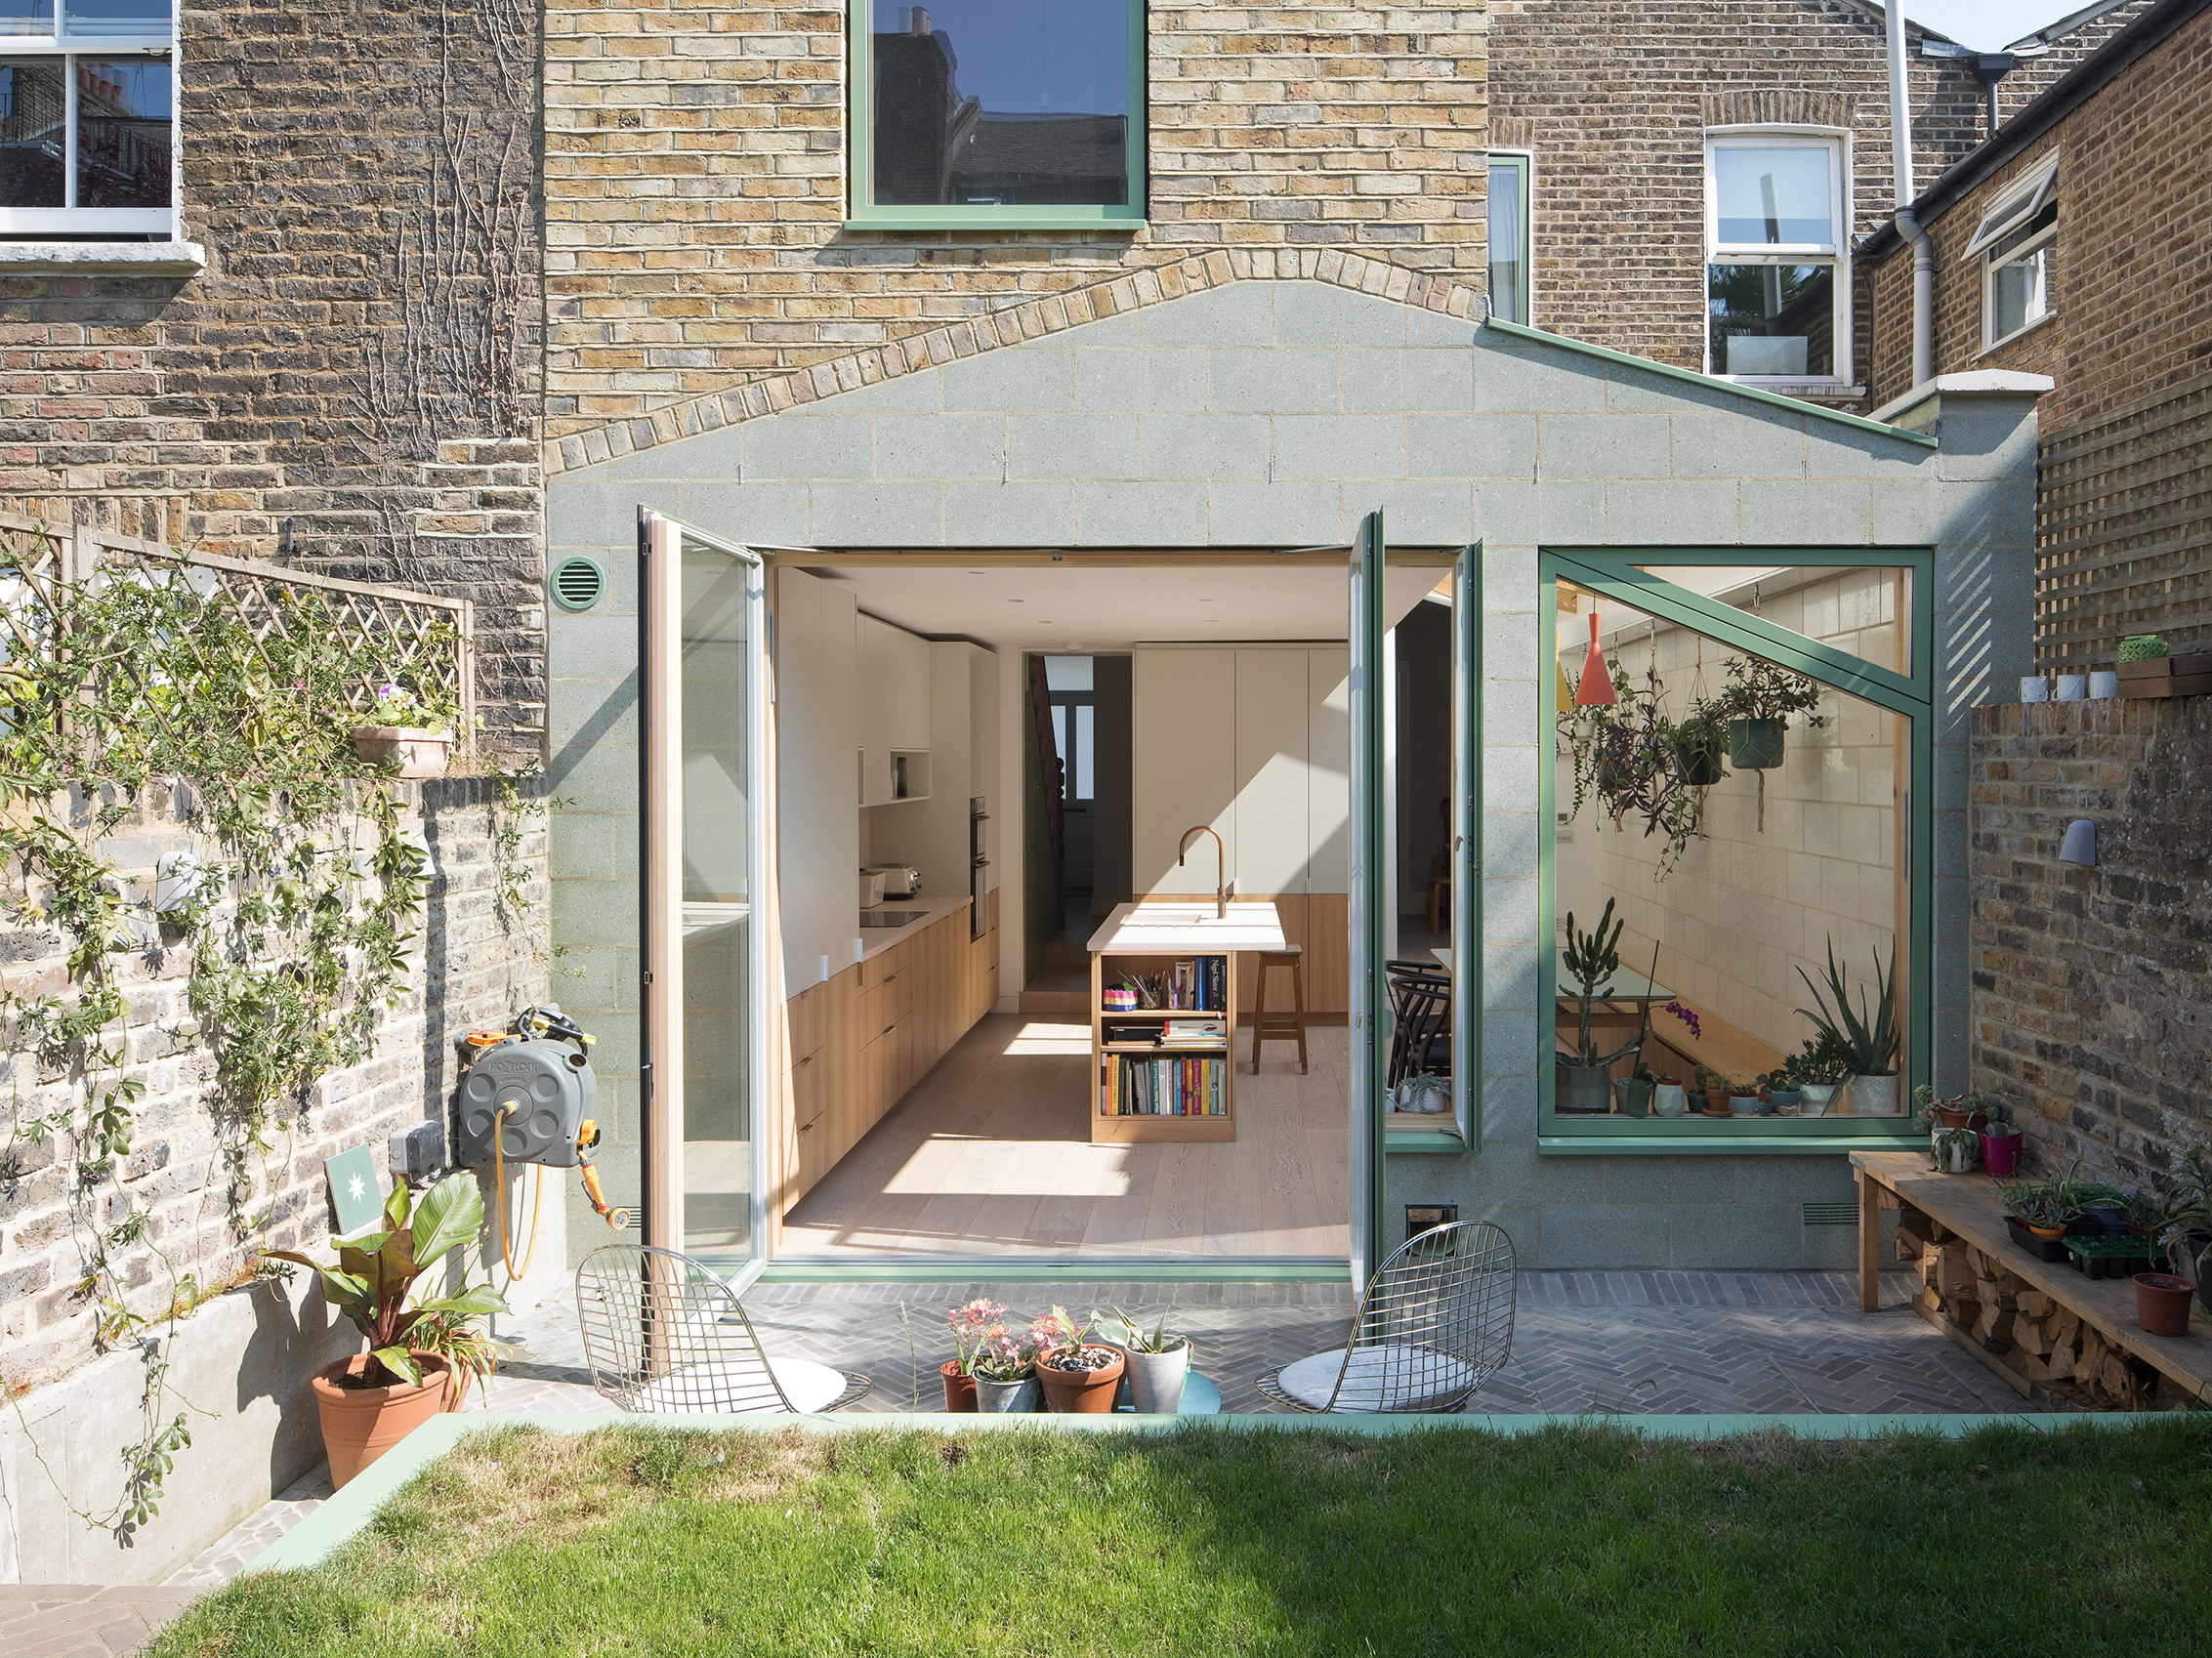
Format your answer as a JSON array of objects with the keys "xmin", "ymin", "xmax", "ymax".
[
  {"xmin": 1029, "ymin": 1305, "xmax": 1125, "ymax": 1414},
  {"xmin": 1976, "ymin": 1097, "xmax": 2024, "ymax": 1178},
  {"xmin": 939, "ymin": 1297, "xmax": 1003, "ymax": 1412},
  {"xmin": 354, "ymin": 680, "xmax": 458, "ymax": 778},
  {"xmin": 1097, "ymin": 1306, "xmax": 1191, "ymax": 1414},
  {"xmin": 971, "ymin": 1315, "xmax": 1041, "ymax": 1413}
]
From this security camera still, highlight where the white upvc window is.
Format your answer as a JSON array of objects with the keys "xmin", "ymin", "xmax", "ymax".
[
  {"xmin": 1702, "ymin": 127, "xmax": 1852, "ymax": 386},
  {"xmin": 1967, "ymin": 152, "xmax": 2059, "ymax": 351},
  {"xmin": 0, "ymin": 0, "xmax": 176, "ymax": 239}
]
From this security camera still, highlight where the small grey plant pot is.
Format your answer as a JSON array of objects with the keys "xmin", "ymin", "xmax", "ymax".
[
  {"xmin": 973, "ymin": 1372, "xmax": 1042, "ymax": 1413},
  {"xmin": 1799, "ymin": 1084, "xmax": 1838, "ymax": 1117},
  {"xmin": 1117, "ymin": 1339, "xmax": 1191, "ymax": 1414},
  {"xmin": 1844, "ymin": 1073, "xmax": 1900, "ymax": 1116}
]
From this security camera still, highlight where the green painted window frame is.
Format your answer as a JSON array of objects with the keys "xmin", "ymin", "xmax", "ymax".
[
  {"xmin": 1536, "ymin": 547, "xmax": 1936, "ymax": 1155},
  {"xmin": 1486, "ymin": 152, "xmax": 1532, "ymax": 326},
  {"xmin": 844, "ymin": 0, "xmax": 1148, "ymax": 231}
]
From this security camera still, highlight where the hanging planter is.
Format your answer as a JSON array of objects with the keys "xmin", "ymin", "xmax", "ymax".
[
  {"xmin": 1672, "ymin": 720, "xmax": 1728, "ymax": 788},
  {"xmin": 1726, "ymin": 717, "xmax": 1787, "ymax": 769}
]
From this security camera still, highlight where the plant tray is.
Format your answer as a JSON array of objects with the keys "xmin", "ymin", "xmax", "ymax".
[
  {"xmin": 2114, "ymin": 653, "xmax": 2212, "ymax": 699},
  {"xmin": 2063, "ymin": 1234, "xmax": 2157, "ymax": 1279},
  {"xmin": 2006, "ymin": 1216, "xmax": 2071, "ymax": 1262}
]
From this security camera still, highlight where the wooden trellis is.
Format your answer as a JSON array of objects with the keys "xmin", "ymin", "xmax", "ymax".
[{"xmin": 2036, "ymin": 372, "xmax": 2212, "ymax": 672}]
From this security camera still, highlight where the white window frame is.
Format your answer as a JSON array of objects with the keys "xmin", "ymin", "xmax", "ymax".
[
  {"xmin": 1702, "ymin": 125, "xmax": 1853, "ymax": 389},
  {"xmin": 1486, "ymin": 147, "xmax": 1534, "ymax": 327},
  {"xmin": 1962, "ymin": 151, "xmax": 2059, "ymax": 258},
  {"xmin": 1972, "ymin": 151, "xmax": 2059, "ymax": 353},
  {"xmin": 1980, "ymin": 212, "xmax": 2057, "ymax": 352},
  {"xmin": 0, "ymin": 0, "xmax": 179, "ymax": 239}
]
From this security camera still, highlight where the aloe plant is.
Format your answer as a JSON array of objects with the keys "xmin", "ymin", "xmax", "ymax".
[{"xmin": 1795, "ymin": 939, "xmax": 1899, "ymax": 1077}]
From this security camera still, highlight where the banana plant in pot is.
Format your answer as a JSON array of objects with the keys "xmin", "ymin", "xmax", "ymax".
[
  {"xmin": 1795, "ymin": 939, "xmax": 1899, "ymax": 1115},
  {"xmin": 263, "ymin": 1172, "xmax": 508, "ymax": 1487},
  {"xmin": 1557, "ymin": 900, "xmax": 1652, "ymax": 1114}
]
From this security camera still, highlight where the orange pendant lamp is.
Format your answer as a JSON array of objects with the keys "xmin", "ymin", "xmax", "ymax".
[{"xmin": 1574, "ymin": 609, "xmax": 1616, "ymax": 706}]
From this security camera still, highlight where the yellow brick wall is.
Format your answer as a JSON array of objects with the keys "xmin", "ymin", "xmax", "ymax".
[{"xmin": 542, "ymin": 0, "xmax": 1492, "ymax": 436}]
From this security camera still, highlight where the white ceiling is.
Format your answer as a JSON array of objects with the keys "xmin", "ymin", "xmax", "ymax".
[{"xmin": 812, "ymin": 561, "xmax": 1443, "ymax": 651}]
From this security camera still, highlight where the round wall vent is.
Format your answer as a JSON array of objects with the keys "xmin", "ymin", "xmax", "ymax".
[{"xmin": 551, "ymin": 555, "xmax": 605, "ymax": 612}]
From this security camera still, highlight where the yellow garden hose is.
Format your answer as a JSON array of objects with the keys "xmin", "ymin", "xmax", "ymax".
[{"xmin": 491, "ymin": 1104, "xmax": 545, "ymax": 1280}]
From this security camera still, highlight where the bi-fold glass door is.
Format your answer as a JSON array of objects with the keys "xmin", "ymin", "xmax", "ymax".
[{"xmin": 640, "ymin": 510, "xmax": 770, "ymax": 1277}]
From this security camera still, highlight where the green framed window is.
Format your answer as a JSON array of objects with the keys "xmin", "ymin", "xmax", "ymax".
[
  {"xmin": 1486, "ymin": 152, "xmax": 1531, "ymax": 325},
  {"xmin": 846, "ymin": 0, "xmax": 1147, "ymax": 231},
  {"xmin": 1538, "ymin": 549, "xmax": 1935, "ymax": 1154}
]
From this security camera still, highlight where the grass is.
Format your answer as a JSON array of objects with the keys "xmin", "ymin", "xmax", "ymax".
[{"xmin": 152, "ymin": 1419, "xmax": 2212, "ymax": 1657}]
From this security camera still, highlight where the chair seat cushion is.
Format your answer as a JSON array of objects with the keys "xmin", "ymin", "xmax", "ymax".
[
  {"xmin": 1276, "ymin": 1344, "xmax": 1480, "ymax": 1412},
  {"xmin": 626, "ymin": 1354, "xmax": 850, "ymax": 1415}
]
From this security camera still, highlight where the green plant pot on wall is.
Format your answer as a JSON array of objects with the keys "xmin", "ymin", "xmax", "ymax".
[{"xmin": 1727, "ymin": 717, "xmax": 1787, "ymax": 769}]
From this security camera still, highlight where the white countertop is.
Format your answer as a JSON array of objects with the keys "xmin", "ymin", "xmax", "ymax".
[
  {"xmin": 1086, "ymin": 901, "xmax": 1287, "ymax": 954},
  {"xmin": 853, "ymin": 893, "xmax": 970, "ymax": 966}
]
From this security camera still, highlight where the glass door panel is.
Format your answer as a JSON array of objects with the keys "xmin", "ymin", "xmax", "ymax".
[{"xmin": 1614, "ymin": 563, "xmax": 1916, "ymax": 682}]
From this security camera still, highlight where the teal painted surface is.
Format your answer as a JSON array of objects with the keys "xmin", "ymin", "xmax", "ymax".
[
  {"xmin": 757, "ymin": 1259, "xmax": 1352, "ymax": 1284},
  {"xmin": 250, "ymin": 1409, "xmax": 2177, "ymax": 1575}
]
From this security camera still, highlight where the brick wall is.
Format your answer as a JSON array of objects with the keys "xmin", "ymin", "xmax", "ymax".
[
  {"xmin": 1864, "ymin": 4, "xmax": 2211, "ymax": 432},
  {"xmin": 1489, "ymin": 0, "xmax": 2144, "ymax": 388},
  {"xmin": 1968, "ymin": 698, "xmax": 2212, "ymax": 1193},
  {"xmin": 0, "ymin": 0, "xmax": 547, "ymax": 760},
  {"xmin": 540, "ymin": 0, "xmax": 1491, "ymax": 436},
  {"xmin": 0, "ymin": 777, "xmax": 548, "ymax": 1392}
]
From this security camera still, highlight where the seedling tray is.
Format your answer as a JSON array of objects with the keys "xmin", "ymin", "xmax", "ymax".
[
  {"xmin": 2063, "ymin": 1233, "xmax": 2156, "ymax": 1280},
  {"xmin": 2006, "ymin": 1216, "xmax": 2072, "ymax": 1262}
]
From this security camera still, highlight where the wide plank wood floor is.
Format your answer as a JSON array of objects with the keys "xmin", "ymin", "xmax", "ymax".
[{"xmin": 781, "ymin": 1013, "xmax": 1351, "ymax": 1260}]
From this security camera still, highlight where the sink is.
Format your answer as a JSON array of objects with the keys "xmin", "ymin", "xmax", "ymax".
[
  {"xmin": 1119, "ymin": 908, "xmax": 1243, "ymax": 927},
  {"xmin": 859, "ymin": 909, "xmax": 928, "ymax": 929}
]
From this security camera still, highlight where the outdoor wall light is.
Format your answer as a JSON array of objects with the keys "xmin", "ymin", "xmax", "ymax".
[
  {"xmin": 1406, "ymin": 1204, "xmax": 1458, "ymax": 1240},
  {"xmin": 2058, "ymin": 819, "xmax": 2098, "ymax": 867}
]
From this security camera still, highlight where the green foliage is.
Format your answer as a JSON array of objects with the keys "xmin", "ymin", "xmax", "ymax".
[
  {"xmin": 1715, "ymin": 654, "xmax": 1828, "ymax": 726},
  {"xmin": 1794, "ymin": 939, "xmax": 1899, "ymax": 1076},
  {"xmin": 1560, "ymin": 899, "xmax": 1646, "ymax": 1072}
]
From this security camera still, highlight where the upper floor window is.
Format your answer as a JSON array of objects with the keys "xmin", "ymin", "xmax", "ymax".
[
  {"xmin": 0, "ymin": 0, "xmax": 173, "ymax": 239},
  {"xmin": 850, "ymin": 0, "xmax": 1145, "ymax": 231},
  {"xmin": 1966, "ymin": 153, "xmax": 2058, "ymax": 351},
  {"xmin": 1487, "ymin": 152, "xmax": 1531, "ymax": 324},
  {"xmin": 1703, "ymin": 130, "xmax": 1850, "ymax": 385}
]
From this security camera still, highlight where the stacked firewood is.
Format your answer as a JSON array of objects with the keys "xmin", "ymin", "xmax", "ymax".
[{"xmin": 1895, "ymin": 1208, "xmax": 2159, "ymax": 1410}]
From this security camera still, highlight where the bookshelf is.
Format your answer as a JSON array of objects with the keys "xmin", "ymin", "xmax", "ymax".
[{"xmin": 1084, "ymin": 902, "xmax": 1286, "ymax": 1145}]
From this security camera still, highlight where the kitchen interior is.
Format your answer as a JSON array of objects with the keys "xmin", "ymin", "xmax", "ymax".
[{"xmin": 769, "ymin": 558, "xmax": 1445, "ymax": 1263}]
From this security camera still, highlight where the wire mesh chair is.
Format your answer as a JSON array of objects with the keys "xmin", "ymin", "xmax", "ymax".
[
  {"xmin": 575, "ymin": 1244, "xmax": 872, "ymax": 1414},
  {"xmin": 1255, "ymin": 1221, "xmax": 1515, "ymax": 1413}
]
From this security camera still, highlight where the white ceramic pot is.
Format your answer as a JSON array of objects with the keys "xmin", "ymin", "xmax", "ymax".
[
  {"xmin": 1653, "ymin": 1084, "xmax": 1688, "ymax": 1118},
  {"xmin": 1116, "ymin": 1339, "xmax": 1191, "ymax": 1415},
  {"xmin": 2055, "ymin": 674, "xmax": 2088, "ymax": 702},
  {"xmin": 1844, "ymin": 1073, "xmax": 1900, "ymax": 1116},
  {"xmin": 1799, "ymin": 1084, "xmax": 1837, "ymax": 1117},
  {"xmin": 1934, "ymin": 1133, "xmax": 1979, "ymax": 1175},
  {"xmin": 2089, "ymin": 670, "xmax": 2119, "ymax": 699},
  {"xmin": 2020, "ymin": 676, "xmax": 2049, "ymax": 703},
  {"xmin": 354, "ymin": 725, "xmax": 452, "ymax": 779}
]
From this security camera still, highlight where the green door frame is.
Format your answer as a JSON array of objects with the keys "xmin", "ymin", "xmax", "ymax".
[{"xmin": 1537, "ymin": 547, "xmax": 1936, "ymax": 1154}]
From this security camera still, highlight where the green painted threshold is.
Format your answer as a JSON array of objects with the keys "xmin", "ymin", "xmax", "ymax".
[
  {"xmin": 249, "ymin": 1408, "xmax": 2180, "ymax": 1577},
  {"xmin": 755, "ymin": 1258, "xmax": 1352, "ymax": 1285}
]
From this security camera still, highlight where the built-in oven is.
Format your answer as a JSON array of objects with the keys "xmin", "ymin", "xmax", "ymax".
[{"xmin": 969, "ymin": 795, "xmax": 989, "ymax": 939}]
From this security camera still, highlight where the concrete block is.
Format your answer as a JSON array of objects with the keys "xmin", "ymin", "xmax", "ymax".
[
  {"xmin": 1074, "ymin": 348, "xmax": 1208, "ymax": 413},
  {"xmin": 1536, "ymin": 1204, "xmax": 1673, "ymax": 1268},
  {"xmin": 1483, "ymin": 872, "xmax": 1539, "ymax": 942},
  {"xmin": 609, "ymin": 427, "xmax": 739, "ymax": 480},
  {"xmin": 546, "ymin": 738, "xmax": 638, "ymax": 814},
  {"xmin": 552, "ymin": 875, "xmax": 642, "ymax": 947},
  {"xmin": 1482, "ymin": 1073, "xmax": 1538, "ymax": 1140},
  {"xmin": 873, "ymin": 414, "xmax": 1005, "ymax": 479},
  {"xmin": 1482, "ymin": 604, "xmax": 1537, "ymax": 680},
  {"xmin": 1667, "ymin": 1203, "xmax": 1804, "ymax": 1270},
  {"xmin": 1008, "ymin": 415, "xmax": 1141, "ymax": 480},
  {"xmin": 1481, "ymin": 542, "xmax": 1537, "ymax": 600},
  {"xmin": 1739, "ymin": 478, "xmax": 1872, "ymax": 545},
  {"xmin": 1272, "ymin": 413, "xmax": 1404, "ymax": 479},
  {"xmin": 548, "ymin": 612, "xmax": 642, "ymax": 683},
  {"xmin": 1933, "ymin": 402, "xmax": 2040, "ymax": 480},
  {"xmin": 744, "ymin": 415, "xmax": 873, "ymax": 480},
  {"xmin": 1539, "ymin": 412, "xmax": 1671, "ymax": 479},
  {"xmin": 1408, "ymin": 413, "xmax": 1535, "ymax": 479},
  {"xmin": 545, "ymin": 477, "xmax": 678, "ymax": 554},
  {"xmin": 1482, "ymin": 1007, "xmax": 1538, "ymax": 1079},
  {"xmin": 1344, "ymin": 348, "xmax": 1474, "ymax": 413},
  {"xmin": 1371, "ymin": 480, "xmax": 1475, "ymax": 546},
  {"xmin": 1206, "ymin": 347, "xmax": 1340, "ymax": 413},
  {"xmin": 810, "ymin": 370, "xmax": 944, "ymax": 414},
  {"xmin": 1671, "ymin": 411, "xmax": 1805, "ymax": 480},
  {"xmin": 1059, "ymin": 307, "xmax": 1147, "ymax": 348},
  {"xmin": 1206, "ymin": 480, "xmax": 1343, "ymax": 545},
  {"xmin": 1600, "ymin": 479, "xmax": 1739, "ymax": 544},
  {"xmin": 1604, "ymin": 369, "xmax": 1743, "ymax": 414},
  {"xmin": 1806, "ymin": 423, "xmax": 1938, "ymax": 480},
  {"xmin": 1607, "ymin": 1154, "xmax": 1737, "ymax": 1205},
  {"xmin": 1484, "ymin": 673, "xmax": 1538, "ymax": 743},
  {"xmin": 1734, "ymin": 1154, "xmax": 1855, "ymax": 1205},
  {"xmin": 1273, "ymin": 281, "xmax": 1409, "ymax": 347},
  {"xmin": 810, "ymin": 481, "xmax": 945, "ymax": 545},
  {"xmin": 1475, "ymin": 479, "xmax": 1605, "ymax": 546},
  {"xmin": 1482, "ymin": 940, "xmax": 1538, "ymax": 1010},
  {"xmin": 547, "ymin": 676, "xmax": 636, "ymax": 754},
  {"xmin": 675, "ymin": 479, "xmax": 810, "ymax": 547},
  {"xmin": 1074, "ymin": 480, "xmax": 1207, "ymax": 546},
  {"xmin": 1473, "ymin": 1140, "xmax": 1607, "ymax": 1205},
  {"xmin": 1406, "ymin": 306, "xmax": 1478, "ymax": 348},
  {"xmin": 1140, "ymin": 413, "xmax": 1270, "ymax": 479},
  {"xmin": 1141, "ymin": 282, "xmax": 1274, "ymax": 346},
  {"xmin": 944, "ymin": 481, "xmax": 1078, "ymax": 545},
  {"xmin": 939, "ymin": 346, "xmax": 1075, "ymax": 413},
  {"xmin": 1475, "ymin": 344, "xmax": 1607, "ymax": 412},
  {"xmin": 1869, "ymin": 479, "xmax": 1940, "ymax": 545}
]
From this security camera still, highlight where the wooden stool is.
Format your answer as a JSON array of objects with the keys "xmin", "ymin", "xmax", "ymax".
[{"xmin": 1251, "ymin": 947, "xmax": 1308, "ymax": 1074}]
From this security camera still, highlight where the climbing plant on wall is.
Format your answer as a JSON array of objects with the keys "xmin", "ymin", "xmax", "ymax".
[{"xmin": 0, "ymin": 535, "xmax": 456, "ymax": 1535}]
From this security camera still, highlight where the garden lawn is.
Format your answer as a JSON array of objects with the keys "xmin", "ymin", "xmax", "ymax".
[{"xmin": 153, "ymin": 1419, "xmax": 2212, "ymax": 1657}]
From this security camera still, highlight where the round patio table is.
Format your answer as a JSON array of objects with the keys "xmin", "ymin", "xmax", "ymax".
[{"xmin": 1113, "ymin": 1373, "xmax": 1221, "ymax": 1414}]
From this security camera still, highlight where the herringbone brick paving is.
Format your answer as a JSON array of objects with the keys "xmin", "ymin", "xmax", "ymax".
[{"xmin": 168, "ymin": 1268, "xmax": 2021, "ymax": 1596}]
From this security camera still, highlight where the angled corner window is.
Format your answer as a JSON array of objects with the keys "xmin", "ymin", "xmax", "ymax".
[
  {"xmin": 848, "ymin": 0, "xmax": 1146, "ymax": 231},
  {"xmin": 0, "ymin": 0, "xmax": 174, "ymax": 239},
  {"xmin": 1703, "ymin": 129, "xmax": 1850, "ymax": 385},
  {"xmin": 1486, "ymin": 151, "xmax": 1531, "ymax": 325},
  {"xmin": 1969, "ymin": 152, "xmax": 2059, "ymax": 351}
]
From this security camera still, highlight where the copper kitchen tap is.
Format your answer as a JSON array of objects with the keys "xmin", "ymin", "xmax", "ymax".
[{"xmin": 1177, "ymin": 825, "xmax": 1231, "ymax": 919}]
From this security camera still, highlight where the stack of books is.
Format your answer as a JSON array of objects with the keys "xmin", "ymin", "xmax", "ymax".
[
  {"xmin": 1158, "ymin": 1017, "xmax": 1227, "ymax": 1049},
  {"xmin": 1101, "ymin": 1053, "xmax": 1227, "ymax": 1117}
]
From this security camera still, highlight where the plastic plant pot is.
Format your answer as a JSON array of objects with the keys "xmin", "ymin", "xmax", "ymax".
[
  {"xmin": 1727, "ymin": 717, "xmax": 1786, "ymax": 768},
  {"xmin": 1612, "ymin": 1077, "xmax": 1653, "ymax": 1118},
  {"xmin": 939, "ymin": 1362, "xmax": 979, "ymax": 1412},
  {"xmin": 1980, "ymin": 1128, "xmax": 2023, "ymax": 1178},
  {"xmin": 2134, "ymin": 1273, "xmax": 2195, "ymax": 1338}
]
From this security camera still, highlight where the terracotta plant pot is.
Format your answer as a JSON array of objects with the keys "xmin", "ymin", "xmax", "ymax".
[
  {"xmin": 2028, "ymin": 1222, "xmax": 2067, "ymax": 1241},
  {"xmin": 1980, "ymin": 1128, "xmax": 2024, "ymax": 1178},
  {"xmin": 939, "ymin": 1361, "xmax": 979, "ymax": 1413},
  {"xmin": 1701, "ymin": 1091, "xmax": 1733, "ymax": 1118},
  {"xmin": 1035, "ymin": 1345, "xmax": 1126, "ymax": 1414},
  {"xmin": 353, "ymin": 725, "xmax": 452, "ymax": 779},
  {"xmin": 2134, "ymin": 1273, "xmax": 2196, "ymax": 1338},
  {"xmin": 312, "ymin": 1352, "xmax": 452, "ymax": 1489}
]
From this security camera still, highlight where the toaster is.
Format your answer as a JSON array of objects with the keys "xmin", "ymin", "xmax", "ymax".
[{"xmin": 866, "ymin": 863, "xmax": 922, "ymax": 898}]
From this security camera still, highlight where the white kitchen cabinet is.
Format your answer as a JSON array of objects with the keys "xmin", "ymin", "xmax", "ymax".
[
  {"xmin": 1132, "ymin": 646, "xmax": 1236, "ymax": 896},
  {"xmin": 886, "ymin": 624, "xmax": 932, "ymax": 752},
  {"xmin": 774, "ymin": 568, "xmax": 860, "ymax": 993},
  {"xmin": 1233, "ymin": 648, "xmax": 1311, "ymax": 893},
  {"xmin": 856, "ymin": 612, "xmax": 932, "ymax": 807},
  {"xmin": 1308, "ymin": 646, "xmax": 1351, "ymax": 892}
]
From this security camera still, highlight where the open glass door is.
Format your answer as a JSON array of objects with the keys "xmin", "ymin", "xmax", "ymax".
[
  {"xmin": 1348, "ymin": 510, "xmax": 1389, "ymax": 1286},
  {"xmin": 641, "ymin": 510, "xmax": 770, "ymax": 1278}
]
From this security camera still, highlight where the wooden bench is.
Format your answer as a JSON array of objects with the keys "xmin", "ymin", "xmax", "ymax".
[{"xmin": 1853, "ymin": 1149, "xmax": 2212, "ymax": 1410}]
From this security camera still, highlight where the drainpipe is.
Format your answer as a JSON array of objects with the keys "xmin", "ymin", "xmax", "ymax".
[{"xmin": 1886, "ymin": 0, "xmax": 1935, "ymax": 387}]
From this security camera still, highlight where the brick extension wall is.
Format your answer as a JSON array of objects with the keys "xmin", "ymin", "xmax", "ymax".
[{"xmin": 1968, "ymin": 699, "xmax": 2212, "ymax": 1192}]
